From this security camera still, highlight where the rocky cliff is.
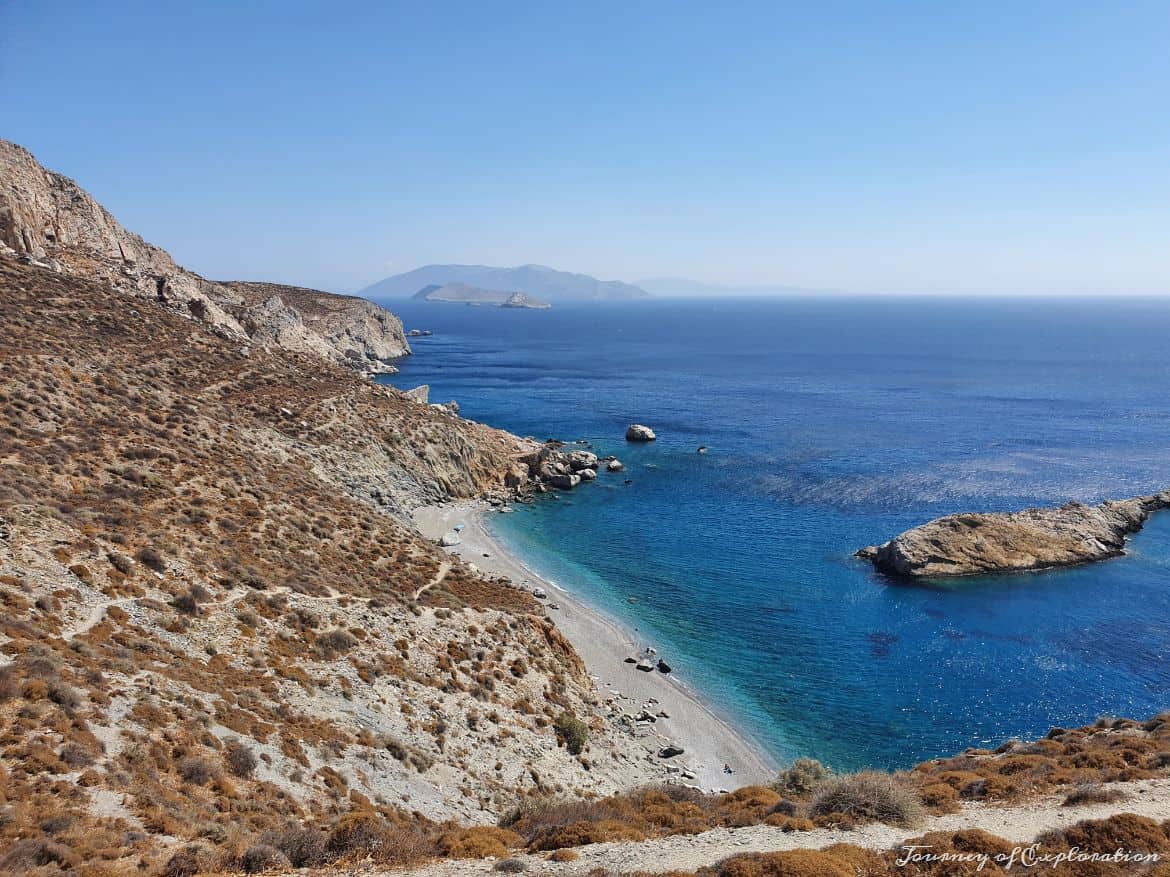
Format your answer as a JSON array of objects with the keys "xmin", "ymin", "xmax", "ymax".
[
  {"xmin": 224, "ymin": 281, "xmax": 409, "ymax": 374},
  {"xmin": 857, "ymin": 491, "xmax": 1170, "ymax": 577},
  {"xmin": 0, "ymin": 141, "xmax": 409, "ymax": 373}
]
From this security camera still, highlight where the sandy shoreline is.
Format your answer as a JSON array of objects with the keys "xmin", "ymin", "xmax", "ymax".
[{"xmin": 413, "ymin": 500, "xmax": 778, "ymax": 792}]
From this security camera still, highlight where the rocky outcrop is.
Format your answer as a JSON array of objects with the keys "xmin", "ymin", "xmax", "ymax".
[
  {"xmin": 225, "ymin": 281, "xmax": 409, "ymax": 373},
  {"xmin": 566, "ymin": 450, "xmax": 599, "ymax": 471},
  {"xmin": 402, "ymin": 384, "xmax": 430, "ymax": 404},
  {"xmin": 1, "ymin": 139, "xmax": 245, "ymax": 336},
  {"xmin": 521, "ymin": 443, "xmax": 612, "ymax": 492},
  {"xmin": 857, "ymin": 491, "xmax": 1170, "ymax": 578},
  {"xmin": 626, "ymin": 424, "xmax": 657, "ymax": 442},
  {"xmin": 0, "ymin": 140, "xmax": 408, "ymax": 373}
]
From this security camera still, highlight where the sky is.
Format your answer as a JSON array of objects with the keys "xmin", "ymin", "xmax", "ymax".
[{"xmin": 3, "ymin": 1, "xmax": 1169, "ymax": 295}]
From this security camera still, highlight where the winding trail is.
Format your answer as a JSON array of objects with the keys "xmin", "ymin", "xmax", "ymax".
[
  {"xmin": 62, "ymin": 597, "xmax": 137, "ymax": 641},
  {"xmin": 384, "ymin": 778, "xmax": 1170, "ymax": 876},
  {"xmin": 413, "ymin": 560, "xmax": 452, "ymax": 601}
]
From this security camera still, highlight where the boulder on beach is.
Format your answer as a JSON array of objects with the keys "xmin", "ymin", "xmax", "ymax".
[
  {"xmin": 439, "ymin": 533, "xmax": 461, "ymax": 547},
  {"xmin": 532, "ymin": 587, "xmax": 547, "ymax": 599},
  {"xmin": 626, "ymin": 424, "xmax": 657, "ymax": 442},
  {"xmin": 659, "ymin": 746, "xmax": 685, "ymax": 758},
  {"xmin": 656, "ymin": 659, "xmax": 672, "ymax": 674}
]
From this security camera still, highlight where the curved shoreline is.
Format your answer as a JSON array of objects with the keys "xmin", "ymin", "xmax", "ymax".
[{"xmin": 413, "ymin": 500, "xmax": 779, "ymax": 792}]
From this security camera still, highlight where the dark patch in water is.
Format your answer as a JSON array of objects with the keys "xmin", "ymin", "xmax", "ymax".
[{"xmin": 867, "ymin": 632, "xmax": 899, "ymax": 657}]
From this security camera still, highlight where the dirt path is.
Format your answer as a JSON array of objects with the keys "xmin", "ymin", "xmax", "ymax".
[
  {"xmin": 412, "ymin": 560, "xmax": 452, "ymax": 601},
  {"xmin": 62, "ymin": 596, "xmax": 137, "ymax": 641},
  {"xmin": 384, "ymin": 778, "xmax": 1170, "ymax": 876}
]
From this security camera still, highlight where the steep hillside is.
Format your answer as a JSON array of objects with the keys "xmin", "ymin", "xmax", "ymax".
[
  {"xmin": 0, "ymin": 239, "xmax": 665, "ymax": 873},
  {"xmin": 0, "ymin": 141, "xmax": 409, "ymax": 374},
  {"xmin": 362, "ymin": 264, "xmax": 648, "ymax": 300}
]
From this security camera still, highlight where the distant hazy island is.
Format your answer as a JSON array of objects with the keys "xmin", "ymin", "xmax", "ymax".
[
  {"xmin": 414, "ymin": 282, "xmax": 551, "ymax": 309},
  {"xmin": 363, "ymin": 262, "xmax": 649, "ymax": 300}
]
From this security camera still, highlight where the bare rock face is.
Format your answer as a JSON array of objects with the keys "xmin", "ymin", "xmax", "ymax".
[
  {"xmin": 225, "ymin": 281, "xmax": 409, "ymax": 373},
  {"xmin": 857, "ymin": 491, "xmax": 1170, "ymax": 578},
  {"xmin": 0, "ymin": 140, "xmax": 408, "ymax": 372}
]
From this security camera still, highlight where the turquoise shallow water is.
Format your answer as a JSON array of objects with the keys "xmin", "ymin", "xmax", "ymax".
[{"xmin": 378, "ymin": 296, "xmax": 1170, "ymax": 771}]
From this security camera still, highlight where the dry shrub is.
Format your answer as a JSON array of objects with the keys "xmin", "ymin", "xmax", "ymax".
[
  {"xmin": 0, "ymin": 665, "xmax": 18, "ymax": 700},
  {"xmin": 1061, "ymin": 783, "xmax": 1129, "ymax": 807},
  {"xmin": 715, "ymin": 844, "xmax": 884, "ymax": 877},
  {"xmin": 528, "ymin": 819, "xmax": 646, "ymax": 852},
  {"xmin": 437, "ymin": 826, "xmax": 522, "ymax": 859},
  {"xmin": 918, "ymin": 781, "xmax": 961, "ymax": 813},
  {"xmin": 770, "ymin": 757, "xmax": 831, "ymax": 797},
  {"xmin": 136, "ymin": 547, "xmax": 167, "ymax": 572},
  {"xmin": 1, "ymin": 839, "xmax": 80, "ymax": 871},
  {"xmin": 163, "ymin": 846, "xmax": 204, "ymax": 877},
  {"xmin": 317, "ymin": 627, "xmax": 358, "ymax": 657},
  {"xmin": 548, "ymin": 848, "xmax": 579, "ymax": 862},
  {"xmin": 1038, "ymin": 812, "xmax": 1170, "ymax": 855},
  {"xmin": 259, "ymin": 825, "xmax": 327, "ymax": 868},
  {"xmin": 327, "ymin": 812, "xmax": 387, "ymax": 858},
  {"xmin": 225, "ymin": 742, "xmax": 258, "ymax": 778},
  {"xmin": 493, "ymin": 858, "xmax": 527, "ymax": 872},
  {"xmin": 239, "ymin": 843, "xmax": 289, "ymax": 874},
  {"xmin": 810, "ymin": 771, "xmax": 922, "ymax": 826},
  {"xmin": 178, "ymin": 755, "xmax": 218, "ymax": 785}
]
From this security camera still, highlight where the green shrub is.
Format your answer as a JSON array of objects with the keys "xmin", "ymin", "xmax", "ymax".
[
  {"xmin": 771, "ymin": 757, "xmax": 831, "ymax": 796},
  {"xmin": 554, "ymin": 711, "xmax": 588, "ymax": 755}
]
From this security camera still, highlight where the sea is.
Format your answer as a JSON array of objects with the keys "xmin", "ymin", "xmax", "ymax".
[{"xmin": 375, "ymin": 295, "xmax": 1170, "ymax": 772}]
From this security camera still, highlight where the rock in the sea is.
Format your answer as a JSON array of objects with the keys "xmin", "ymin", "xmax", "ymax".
[
  {"xmin": 857, "ymin": 491, "xmax": 1170, "ymax": 578},
  {"xmin": 577, "ymin": 468, "xmax": 597, "ymax": 481},
  {"xmin": 566, "ymin": 450, "xmax": 599, "ymax": 471},
  {"xmin": 656, "ymin": 659, "xmax": 672, "ymax": 674},
  {"xmin": 606, "ymin": 459, "xmax": 625, "ymax": 472},
  {"xmin": 626, "ymin": 424, "xmax": 657, "ymax": 442},
  {"xmin": 547, "ymin": 472, "xmax": 581, "ymax": 490}
]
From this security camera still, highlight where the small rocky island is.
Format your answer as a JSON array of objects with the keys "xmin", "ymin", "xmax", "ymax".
[
  {"xmin": 414, "ymin": 282, "xmax": 550, "ymax": 309},
  {"xmin": 857, "ymin": 490, "xmax": 1170, "ymax": 578}
]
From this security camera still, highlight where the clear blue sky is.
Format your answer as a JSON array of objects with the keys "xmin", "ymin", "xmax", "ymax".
[{"xmin": 3, "ymin": 1, "xmax": 1169, "ymax": 294}]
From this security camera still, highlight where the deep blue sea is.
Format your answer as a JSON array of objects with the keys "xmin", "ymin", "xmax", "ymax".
[{"xmin": 375, "ymin": 296, "xmax": 1170, "ymax": 772}]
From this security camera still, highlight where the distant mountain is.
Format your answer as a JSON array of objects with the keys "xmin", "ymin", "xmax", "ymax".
[
  {"xmin": 362, "ymin": 264, "xmax": 649, "ymax": 300},
  {"xmin": 637, "ymin": 276, "xmax": 834, "ymax": 297},
  {"xmin": 414, "ymin": 282, "xmax": 550, "ymax": 309}
]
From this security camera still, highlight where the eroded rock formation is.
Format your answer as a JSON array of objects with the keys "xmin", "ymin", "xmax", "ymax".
[{"xmin": 857, "ymin": 492, "xmax": 1170, "ymax": 577}]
